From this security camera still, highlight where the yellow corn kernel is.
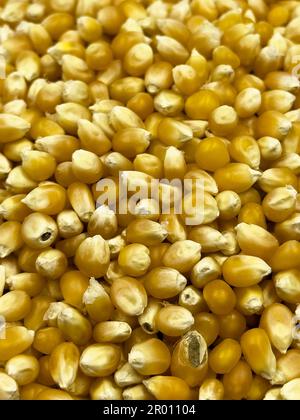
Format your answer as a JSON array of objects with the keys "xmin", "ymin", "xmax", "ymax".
[
  {"xmin": 24, "ymin": 295, "xmax": 54, "ymax": 331},
  {"xmin": 6, "ymin": 273, "xmax": 45, "ymax": 297},
  {"xmin": 216, "ymin": 191, "xmax": 241, "ymax": 221},
  {"xmin": 269, "ymin": 240, "xmax": 300, "ymax": 272},
  {"xmin": 155, "ymin": 304, "xmax": 194, "ymax": 336},
  {"xmin": 143, "ymin": 376, "xmax": 192, "ymax": 400},
  {"xmin": 260, "ymin": 303, "xmax": 293, "ymax": 354},
  {"xmin": 161, "ymin": 240, "xmax": 201, "ymax": 273},
  {"xmin": 280, "ymin": 378, "xmax": 300, "ymax": 400},
  {"xmin": 0, "ymin": 221, "xmax": 23, "ymax": 258},
  {"xmin": 77, "ymin": 119, "xmax": 111, "ymax": 157},
  {"xmin": 36, "ymin": 388, "xmax": 73, "ymax": 400},
  {"xmin": 0, "ymin": 371, "xmax": 19, "ymax": 400},
  {"xmin": 153, "ymin": 89, "xmax": 184, "ymax": 117},
  {"xmin": 74, "ymin": 235, "xmax": 110, "ymax": 278},
  {"xmin": 71, "ymin": 149, "xmax": 104, "ymax": 184},
  {"xmin": 5, "ymin": 166, "xmax": 38, "ymax": 194},
  {"xmin": 90, "ymin": 376, "xmax": 122, "ymax": 400},
  {"xmin": 273, "ymin": 269, "xmax": 300, "ymax": 303},
  {"xmin": 49, "ymin": 342, "xmax": 79, "ymax": 390},
  {"xmin": 203, "ymin": 280, "xmax": 236, "ymax": 315},
  {"xmin": 20, "ymin": 383, "xmax": 48, "ymax": 400},
  {"xmin": 67, "ymin": 182, "xmax": 95, "ymax": 223},
  {"xmin": 185, "ymin": 90, "xmax": 220, "ymax": 120},
  {"xmin": 222, "ymin": 255, "xmax": 271, "ymax": 287},
  {"xmin": 209, "ymin": 338, "xmax": 241, "ymax": 374},
  {"xmin": 117, "ymin": 244, "xmax": 150, "ymax": 277},
  {"xmin": 229, "ymin": 136, "xmax": 261, "ymax": 169},
  {"xmin": 57, "ymin": 306, "xmax": 92, "ymax": 346},
  {"xmin": 238, "ymin": 202, "xmax": 267, "ymax": 229},
  {"xmin": 199, "ymin": 378, "xmax": 224, "ymax": 400},
  {"xmin": 241, "ymin": 328, "xmax": 277, "ymax": 380},
  {"xmin": 256, "ymin": 111, "xmax": 292, "ymax": 140},
  {"xmin": 171, "ymin": 330, "xmax": 208, "ymax": 387},
  {"xmin": 111, "ymin": 276, "xmax": 147, "ymax": 317},
  {"xmin": 123, "ymin": 384, "xmax": 154, "ymax": 400},
  {"xmin": 195, "ymin": 137, "xmax": 230, "ymax": 171},
  {"xmin": 129, "ymin": 338, "xmax": 171, "ymax": 375},
  {"xmin": 0, "ymin": 194, "xmax": 30, "ymax": 222},
  {"xmin": 258, "ymin": 136, "xmax": 282, "ymax": 161},
  {"xmin": 82, "ymin": 278, "xmax": 113, "ymax": 323},
  {"xmin": 193, "ymin": 312, "xmax": 219, "ymax": 346},
  {"xmin": 0, "ymin": 290, "xmax": 31, "ymax": 322},
  {"xmin": 265, "ymin": 71, "xmax": 300, "ymax": 92},
  {"xmin": 217, "ymin": 309, "xmax": 246, "ymax": 340},
  {"xmin": 274, "ymin": 213, "xmax": 300, "ymax": 242},
  {"xmin": 80, "ymin": 344, "xmax": 121, "ymax": 377},
  {"xmin": 235, "ymin": 285, "xmax": 264, "ymax": 316},
  {"xmin": 126, "ymin": 219, "xmax": 167, "ymax": 246},
  {"xmin": 188, "ymin": 226, "xmax": 226, "ymax": 253},
  {"xmin": 235, "ymin": 222, "xmax": 279, "ymax": 260},
  {"xmin": 114, "ymin": 361, "xmax": 144, "ymax": 388},
  {"xmin": 191, "ymin": 257, "xmax": 221, "ymax": 288},
  {"xmin": 22, "ymin": 183, "xmax": 66, "ymax": 216},
  {"xmin": 179, "ymin": 285, "xmax": 207, "ymax": 314},
  {"xmin": 35, "ymin": 135, "xmax": 79, "ymax": 163},
  {"xmin": 273, "ymin": 350, "xmax": 300, "ymax": 385},
  {"xmin": 55, "ymin": 102, "xmax": 91, "ymax": 135},
  {"xmin": 138, "ymin": 298, "xmax": 163, "ymax": 334},
  {"xmin": 214, "ymin": 163, "xmax": 261, "ymax": 193},
  {"xmin": 35, "ymin": 248, "xmax": 67, "ymax": 280},
  {"xmin": 85, "ymin": 40, "xmax": 113, "ymax": 71},
  {"xmin": 234, "ymin": 88, "xmax": 262, "ymax": 118},
  {"xmin": 21, "ymin": 212, "xmax": 58, "ymax": 249},
  {"xmin": 33, "ymin": 327, "xmax": 64, "ymax": 355},
  {"xmin": 21, "ymin": 150, "xmax": 56, "ymax": 183},
  {"xmin": 209, "ymin": 105, "xmax": 238, "ymax": 136},
  {"xmin": 262, "ymin": 186, "xmax": 297, "ymax": 223},
  {"xmin": 223, "ymin": 360, "xmax": 253, "ymax": 400},
  {"xmin": 5, "ymin": 354, "xmax": 39, "ymax": 387},
  {"xmin": 93, "ymin": 321, "xmax": 131, "ymax": 344},
  {"xmin": 59, "ymin": 270, "xmax": 88, "ymax": 310},
  {"xmin": 0, "ymin": 325, "xmax": 34, "ymax": 361},
  {"xmin": 3, "ymin": 139, "xmax": 33, "ymax": 163}
]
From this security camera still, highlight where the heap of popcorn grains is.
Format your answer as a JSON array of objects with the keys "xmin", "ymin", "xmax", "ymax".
[{"xmin": 1, "ymin": 0, "xmax": 300, "ymax": 401}]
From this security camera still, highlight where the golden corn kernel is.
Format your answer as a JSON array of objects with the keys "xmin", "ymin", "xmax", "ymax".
[
  {"xmin": 228, "ymin": 136, "xmax": 261, "ymax": 169},
  {"xmin": 222, "ymin": 255, "xmax": 271, "ymax": 287},
  {"xmin": 0, "ymin": 326, "xmax": 34, "ymax": 361},
  {"xmin": 111, "ymin": 276, "xmax": 147, "ymax": 317},
  {"xmin": 280, "ymin": 378, "xmax": 300, "ymax": 400},
  {"xmin": 208, "ymin": 338, "xmax": 241, "ymax": 374},
  {"xmin": 123, "ymin": 384, "xmax": 154, "ymax": 400},
  {"xmin": 185, "ymin": 90, "xmax": 220, "ymax": 120},
  {"xmin": 218, "ymin": 309, "xmax": 246, "ymax": 340},
  {"xmin": 199, "ymin": 378, "xmax": 224, "ymax": 400},
  {"xmin": 114, "ymin": 361, "xmax": 144, "ymax": 388},
  {"xmin": 155, "ymin": 304, "xmax": 194, "ymax": 336},
  {"xmin": 80, "ymin": 344, "xmax": 121, "ymax": 377},
  {"xmin": 57, "ymin": 306, "xmax": 92, "ymax": 346},
  {"xmin": 260, "ymin": 303, "xmax": 293, "ymax": 354},
  {"xmin": 269, "ymin": 240, "xmax": 300, "ymax": 272},
  {"xmin": 262, "ymin": 186, "xmax": 297, "ymax": 223},
  {"xmin": 273, "ymin": 269, "xmax": 300, "ymax": 303},
  {"xmin": 128, "ymin": 338, "xmax": 171, "ymax": 375},
  {"xmin": 93, "ymin": 321, "xmax": 132, "ymax": 344},
  {"xmin": 35, "ymin": 248, "xmax": 67, "ymax": 280},
  {"xmin": 235, "ymin": 285, "xmax": 264, "ymax": 316},
  {"xmin": 241, "ymin": 328, "xmax": 277, "ymax": 380},
  {"xmin": 235, "ymin": 222, "xmax": 279, "ymax": 260},
  {"xmin": 6, "ymin": 273, "xmax": 45, "ymax": 297},
  {"xmin": 171, "ymin": 330, "xmax": 208, "ymax": 387},
  {"xmin": 90, "ymin": 377, "xmax": 122, "ymax": 400},
  {"xmin": 238, "ymin": 202, "xmax": 267, "ymax": 229},
  {"xmin": 67, "ymin": 182, "xmax": 95, "ymax": 223},
  {"xmin": 191, "ymin": 257, "xmax": 221, "ymax": 288},
  {"xmin": 49, "ymin": 342, "xmax": 79, "ymax": 390},
  {"xmin": 203, "ymin": 280, "xmax": 236, "ymax": 315},
  {"xmin": 214, "ymin": 163, "xmax": 261, "ymax": 193},
  {"xmin": 0, "ymin": 372, "xmax": 19, "ymax": 400},
  {"xmin": 82, "ymin": 278, "xmax": 113, "ymax": 323},
  {"xmin": 22, "ymin": 183, "xmax": 67, "ymax": 216},
  {"xmin": 143, "ymin": 376, "xmax": 192, "ymax": 400},
  {"xmin": 33, "ymin": 327, "xmax": 64, "ymax": 355},
  {"xmin": 138, "ymin": 298, "xmax": 163, "ymax": 334},
  {"xmin": 223, "ymin": 360, "xmax": 253, "ymax": 400}
]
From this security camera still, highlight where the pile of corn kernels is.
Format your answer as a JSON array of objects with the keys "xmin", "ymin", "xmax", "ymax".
[{"xmin": 1, "ymin": 0, "xmax": 300, "ymax": 401}]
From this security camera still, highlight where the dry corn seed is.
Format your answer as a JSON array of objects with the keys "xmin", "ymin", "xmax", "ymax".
[{"xmin": 0, "ymin": 0, "xmax": 300, "ymax": 402}]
